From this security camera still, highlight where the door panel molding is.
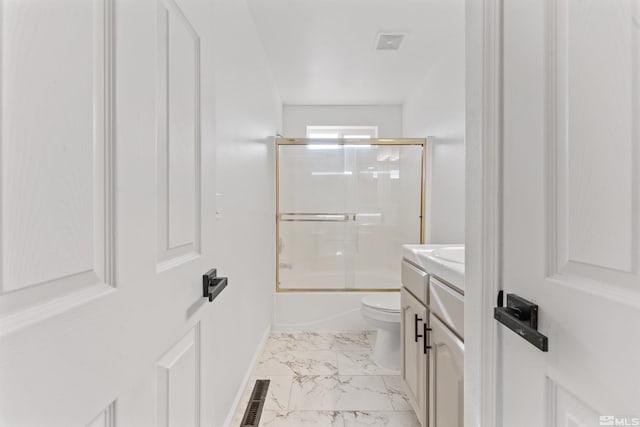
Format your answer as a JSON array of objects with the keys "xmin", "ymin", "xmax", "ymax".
[
  {"xmin": 545, "ymin": 0, "xmax": 640, "ymax": 303},
  {"xmin": 157, "ymin": 323, "xmax": 201, "ymax": 427},
  {"xmin": 156, "ymin": 0, "xmax": 202, "ymax": 272},
  {"xmin": 0, "ymin": 0, "xmax": 116, "ymax": 332},
  {"xmin": 546, "ymin": 379, "xmax": 601, "ymax": 427},
  {"xmin": 86, "ymin": 401, "xmax": 116, "ymax": 427}
]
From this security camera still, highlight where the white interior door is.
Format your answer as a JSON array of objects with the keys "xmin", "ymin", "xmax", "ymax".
[
  {"xmin": 0, "ymin": 0, "xmax": 217, "ymax": 425},
  {"xmin": 499, "ymin": 0, "xmax": 640, "ymax": 425}
]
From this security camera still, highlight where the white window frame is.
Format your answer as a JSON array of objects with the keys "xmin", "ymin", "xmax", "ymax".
[{"xmin": 306, "ymin": 125, "xmax": 379, "ymax": 139}]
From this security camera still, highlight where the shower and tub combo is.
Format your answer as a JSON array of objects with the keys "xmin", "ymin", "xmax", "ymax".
[{"xmin": 275, "ymin": 137, "xmax": 426, "ymax": 370}]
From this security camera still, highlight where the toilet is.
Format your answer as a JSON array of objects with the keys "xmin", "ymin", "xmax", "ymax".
[{"xmin": 361, "ymin": 293, "xmax": 401, "ymax": 371}]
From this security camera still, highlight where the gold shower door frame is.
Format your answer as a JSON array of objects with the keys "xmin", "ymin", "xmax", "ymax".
[{"xmin": 275, "ymin": 138, "xmax": 427, "ymax": 292}]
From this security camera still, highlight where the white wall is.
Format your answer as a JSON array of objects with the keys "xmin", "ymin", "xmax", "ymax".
[
  {"xmin": 210, "ymin": 0, "xmax": 281, "ymax": 425},
  {"xmin": 283, "ymin": 105, "xmax": 403, "ymax": 137},
  {"xmin": 403, "ymin": 11, "xmax": 465, "ymax": 244}
]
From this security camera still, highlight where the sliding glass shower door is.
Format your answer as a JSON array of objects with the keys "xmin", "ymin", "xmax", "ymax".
[{"xmin": 276, "ymin": 139, "xmax": 424, "ymax": 291}]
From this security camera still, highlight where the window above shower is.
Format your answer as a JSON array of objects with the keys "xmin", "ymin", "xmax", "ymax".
[{"xmin": 306, "ymin": 125, "xmax": 378, "ymax": 139}]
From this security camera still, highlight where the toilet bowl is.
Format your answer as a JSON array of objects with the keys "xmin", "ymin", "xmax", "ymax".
[{"xmin": 361, "ymin": 294, "xmax": 401, "ymax": 371}]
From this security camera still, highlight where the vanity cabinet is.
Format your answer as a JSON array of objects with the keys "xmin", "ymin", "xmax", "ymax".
[
  {"xmin": 401, "ymin": 287, "xmax": 428, "ymax": 426},
  {"xmin": 401, "ymin": 258, "xmax": 464, "ymax": 427},
  {"xmin": 429, "ymin": 314, "xmax": 464, "ymax": 427}
]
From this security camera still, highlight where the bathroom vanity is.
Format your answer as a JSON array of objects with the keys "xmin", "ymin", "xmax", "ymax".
[{"xmin": 400, "ymin": 245, "xmax": 464, "ymax": 427}]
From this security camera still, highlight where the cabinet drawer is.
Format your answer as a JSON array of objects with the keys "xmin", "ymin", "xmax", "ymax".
[
  {"xmin": 401, "ymin": 260, "xmax": 428, "ymax": 305},
  {"xmin": 429, "ymin": 277, "xmax": 464, "ymax": 339}
]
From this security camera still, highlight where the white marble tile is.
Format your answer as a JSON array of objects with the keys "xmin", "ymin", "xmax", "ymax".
[
  {"xmin": 234, "ymin": 332, "xmax": 419, "ymax": 427},
  {"xmin": 231, "ymin": 376, "xmax": 293, "ymax": 424},
  {"xmin": 337, "ymin": 351, "xmax": 399, "ymax": 376},
  {"xmin": 264, "ymin": 332, "xmax": 331, "ymax": 352},
  {"xmin": 288, "ymin": 376, "xmax": 394, "ymax": 411},
  {"xmin": 254, "ymin": 350, "xmax": 338, "ymax": 376},
  {"xmin": 366, "ymin": 331, "xmax": 377, "ymax": 348},
  {"xmin": 259, "ymin": 411, "xmax": 344, "ymax": 427},
  {"xmin": 329, "ymin": 332, "xmax": 374, "ymax": 351},
  {"xmin": 256, "ymin": 376, "xmax": 293, "ymax": 411},
  {"xmin": 265, "ymin": 332, "xmax": 373, "ymax": 352},
  {"xmin": 381, "ymin": 376, "xmax": 412, "ymax": 411},
  {"xmin": 341, "ymin": 411, "xmax": 421, "ymax": 427}
]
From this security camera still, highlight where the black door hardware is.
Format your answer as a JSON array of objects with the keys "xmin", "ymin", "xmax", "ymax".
[
  {"xmin": 423, "ymin": 322, "xmax": 432, "ymax": 354},
  {"xmin": 414, "ymin": 314, "xmax": 423, "ymax": 342},
  {"xmin": 494, "ymin": 291, "xmax": 548, "ymax": 352},
  {"xmin": 203, "ymin": 268, "xmax": 228, "ymax": 302}
]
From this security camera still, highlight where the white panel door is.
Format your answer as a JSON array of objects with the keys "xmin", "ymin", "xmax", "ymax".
[
  {"xmin": 500, "ymin": 0, "xmax": 640, "ymax": 425},
  {"xmin": 0, "ymin": 0, "xmax": 217, "ymax": 425}
]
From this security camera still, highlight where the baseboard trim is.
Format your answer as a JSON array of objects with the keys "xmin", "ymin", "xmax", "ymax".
[{"xmin": 223, "ymin": 323, "xmax": 271, "ymax": 427}]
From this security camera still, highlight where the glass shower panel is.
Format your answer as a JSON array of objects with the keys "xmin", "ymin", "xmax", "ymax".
[
  {"xmin": 277, "ymin": 143, "xmax": 422, "ymax": 291},
  {"xmin": 278, "ymin": 219, "xmax": 356, "ymax": 290},
  {"xmin": 278, "ymin": 144, "xmax": 357, "ymax": 290},
  {"xmin": 350, "ymin": 145, "xmax": 422, "ymax": 289}
]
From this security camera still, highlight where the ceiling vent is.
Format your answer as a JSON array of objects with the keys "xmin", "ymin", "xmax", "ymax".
[{"xmin": 375, "ymin": 33, "xmax": 406, "ymax": 50}]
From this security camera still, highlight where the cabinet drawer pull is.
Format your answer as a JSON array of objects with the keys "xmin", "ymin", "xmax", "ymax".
[
  {"xmin": 414, "ymin": 314, "xmax": 423, "ymax": 342},
  {"xmin": 423, "ymin": 322, "xmax": 432, "ymax": 354}
]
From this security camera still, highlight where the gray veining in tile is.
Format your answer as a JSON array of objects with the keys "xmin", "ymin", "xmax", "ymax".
[
  {"xmin": 254, "ymin": 376, "xmax": 293, "ymax": 411},
  {"xmin": 254, "ymin": 350, "xmax": 338, "ymax": 376},
  {"xmin": 259, "ymin": 410, "xmax": 344, "ymax": 427},
  {"xmin": 230, "ymin": 331, "xmax": 415, "ymax": 427},
  {"xmin": 265, "ymin": 332, "xmax": 373, "ymax": 353},
  {"xmin": 230, "ymin": 375, "xmax": 293, "ymax": 425},
  {"xmin": 330, "ymin": 332, "xmax": 374, "ymax": 351},
  {"xmin": 289, "ymin": 375, "xmax": 394, "ymax": 411},
  {"xmin": 337, "ymin": 351, "xmax": 399, "ymax": 376},
  {"xmin": 342, "ymin": 411, "xmax": 421, "ymax": 427},
  {"xmin": 366, "ymin": 331, "xmax": 377, "ymax": 348},
  {"xmin": 381, "ymin": 376, "xmax": 412, "ymax": 411}
]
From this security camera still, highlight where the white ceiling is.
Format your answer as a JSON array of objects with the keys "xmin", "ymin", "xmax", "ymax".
[{"xmin": 247, "ymin": 0, "xmax": 464, "ymax": 105}]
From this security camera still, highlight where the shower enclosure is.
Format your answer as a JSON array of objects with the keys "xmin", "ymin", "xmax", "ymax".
[{"xmin": 276, "ymin": 138, "xmax": 425, "ymax": 292}]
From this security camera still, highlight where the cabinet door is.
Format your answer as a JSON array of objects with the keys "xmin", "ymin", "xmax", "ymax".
[
  {"xmin": 429, "ymin": 314, "xmax": 464, "ymax": 427},
  {"xmin": 401, "ymin": 288, "xmax": 428, "ymax": 426}
]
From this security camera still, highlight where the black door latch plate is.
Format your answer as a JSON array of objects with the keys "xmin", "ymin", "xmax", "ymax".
[
  {"xmin": 203, "ymin": 268, "xmax": 228, "ymax": 302},
  {"xmin": 494, "ymin": 292, "xmax": 549, "ymax": 352}
]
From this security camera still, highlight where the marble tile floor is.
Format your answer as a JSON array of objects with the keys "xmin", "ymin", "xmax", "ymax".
[{"xmin": 231, "ymin": 331, "xmax": 420, "ymax": 427}]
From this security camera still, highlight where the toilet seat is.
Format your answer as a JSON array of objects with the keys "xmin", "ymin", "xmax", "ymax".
[{"xmin": 361, "ymin": 294, "xmax": 400, "ymax": 313}]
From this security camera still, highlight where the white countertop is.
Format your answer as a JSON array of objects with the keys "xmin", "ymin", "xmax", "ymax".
[{"xmin": 402, "ymin": 244, "xmax": 465, "ymax": 292}]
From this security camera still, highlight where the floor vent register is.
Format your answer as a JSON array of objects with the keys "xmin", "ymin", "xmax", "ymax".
[{"xmin": 239, "ymin": 379, "xmax": 270, "ymax": 427}]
